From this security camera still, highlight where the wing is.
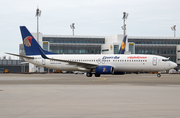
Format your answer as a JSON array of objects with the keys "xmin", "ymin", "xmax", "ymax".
[
  {"xmin": 48, "ymin": 57, "xmax": 98, "ymax": 69},
  {"xmin": 38, "ymin": 47, "xmax": 98, "ymax": 69}
]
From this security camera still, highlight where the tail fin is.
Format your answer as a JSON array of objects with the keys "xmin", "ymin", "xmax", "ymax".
[
  {"xmin": 118, "ymin": 35, "xmax": 127, "ymax": 54},
  {"xmin": 20, "ymin": 26, "xmax": 55, "ymax": 56}
]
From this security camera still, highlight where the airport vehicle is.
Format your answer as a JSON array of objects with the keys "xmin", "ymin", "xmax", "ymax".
[
  {"xmin": 7, "ymin": 26, "xmax": 177, "ymax": 77},
  {"xmin": 0, "ymin": 68, "xmax": 4, "ymax": 73},
  {"xmin": 74, "ymin": 71, "xmax": 85, "ymax": 74},
  {"xmin": 55, "ymin": 70, "xmax": 61, "ymax": 73},
  {"xmin": 0, "ymin": 68, "xmax": 10, "ymax": 73},
  {"xmin": 4, "ymin": 69, "xmax": 10, "ymax": 73}
]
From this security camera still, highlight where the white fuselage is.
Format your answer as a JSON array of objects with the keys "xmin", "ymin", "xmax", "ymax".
[{"xmin": 24, "ymin": 54, "xmax": 177, "ymax": 73}]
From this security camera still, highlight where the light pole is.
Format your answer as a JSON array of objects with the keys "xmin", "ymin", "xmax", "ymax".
[
  {"xmin": 171, "ymin": 25, "xmax": 176, "ymax": 37},
  {"xmin": 70, "ymin": 23, "xmax": 75, "ymax": 36},
  {"xmin": 35, "ymin": 7, "xmax": 41, "ymax": 43},
  {"xmin": 121, "ymin": 12, "xmax": 128, "ymax": 36}
]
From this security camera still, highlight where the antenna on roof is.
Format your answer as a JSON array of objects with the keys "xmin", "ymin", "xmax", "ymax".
[
  {"xmin": 70, "ymin": 23, "xmax": 75, "ymax": 36},
  {"xmin": 122, "ymin": 12, "xmax": 128, "ymax": 36},
  {"xmin": 35, "ymin": 6, "xmax": 41, "ymax": 43},
  {"xmin": 171, "ymin": 25, "xmax": 176, "ymax": 37}
]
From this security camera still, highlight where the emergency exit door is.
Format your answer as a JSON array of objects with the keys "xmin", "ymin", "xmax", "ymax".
[
  {"xmin": 42, "ymin": 59, "xmax": 45, "ymax": 65},
  {"xmin": 152, "ymin": 57, "xmax": 157, "ymax": 66}
]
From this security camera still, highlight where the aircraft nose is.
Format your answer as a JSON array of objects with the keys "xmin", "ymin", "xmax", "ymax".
[{"xmin": 171, "ymin": 62, "xmax": 177, "ymax": 68}]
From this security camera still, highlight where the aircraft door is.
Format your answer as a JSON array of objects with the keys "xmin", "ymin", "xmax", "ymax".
[
  {"xmin": 42, "ymin": 59, "xmax": 45, "ymax": 65},
  {"xmin": 152, "ymin": 57, "xmax": 157, "ymax": 66}
]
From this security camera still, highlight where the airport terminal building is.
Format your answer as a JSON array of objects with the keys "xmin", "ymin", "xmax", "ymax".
[{"xmin": 19, "ymin": 33, "xmax": 180, "ymax": 72}]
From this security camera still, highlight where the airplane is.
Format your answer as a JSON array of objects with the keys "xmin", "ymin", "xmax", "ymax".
[{"xmin": 6, "ymin": 26, "xmax": 177, "ymax": 77}]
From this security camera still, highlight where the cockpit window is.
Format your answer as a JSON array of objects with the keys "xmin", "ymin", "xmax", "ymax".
[{"xmin": 162, "ymin": 59, "xmax": 170, "ymax": 62}]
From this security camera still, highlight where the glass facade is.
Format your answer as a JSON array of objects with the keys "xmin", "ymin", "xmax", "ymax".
[
  {"xmin": 43, "ymin": 37, "xmax": 105, "ymax": 54},
  {"xmin": 114, "ymin": 45, "xmax": 119, "ymax": 54},
  {"xmin": 129, "ymin": 43, "xmax": 135, "ymax": 54},
  {"xmin": 43, "ymin": 37, "xmax": 105, "ymax": 44},
  {"xmin": 43, "ymin": 42, "xmax": 49, "ymax": 51},
  {"xmin": 128, "ymin": 38, "xmax": 180, "ymax": 62},
  {"xmin": 49, "ymin": 44, "xmax": 101, "ymax": 54},
  {"xmin": 129, "ymin": 39, "xmax": 180, "ymax": 45}
]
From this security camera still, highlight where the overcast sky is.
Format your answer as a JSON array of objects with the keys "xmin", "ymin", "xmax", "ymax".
[{"xmin": 0, "ymin": 0, "xmax": 180, "ymax": 57}]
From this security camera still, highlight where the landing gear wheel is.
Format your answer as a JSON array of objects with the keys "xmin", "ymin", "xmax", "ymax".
[
  {"xmin": 95, "ymin": 73, "xmax": 101, "ymax": 77},
  {"xmin": 157, "ymin": 73, "xmax": 161, "ymax": 78},
  {"xmin": 86, "ymin": 72, "xmax": 92, "ymax": 77}
]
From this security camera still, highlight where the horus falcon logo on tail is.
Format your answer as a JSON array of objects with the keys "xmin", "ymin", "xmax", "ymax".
[{"xmin": 24, "ymin": 36, "xmax": 33, "ymax": 47}]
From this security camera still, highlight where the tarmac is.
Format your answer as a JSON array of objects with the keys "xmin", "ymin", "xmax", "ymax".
[{"xmin": 0, "ymin": 73, "xmax": 180, "ymax": 118}]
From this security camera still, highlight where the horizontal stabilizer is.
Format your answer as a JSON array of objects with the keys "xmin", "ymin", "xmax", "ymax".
[{"xmin": 6, "ymin": 52, "xmax": 34, "ymax": 59}]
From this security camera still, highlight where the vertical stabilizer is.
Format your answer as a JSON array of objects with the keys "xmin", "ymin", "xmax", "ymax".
[
  {"xmin": 118, "ymin": 35, "xmax": 127, "ymax": 54},
  {"xmin": 20, "ymin": 26, "xmax": 55, "ymax": 56}
]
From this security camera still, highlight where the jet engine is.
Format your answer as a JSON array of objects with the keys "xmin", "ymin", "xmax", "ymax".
[{"xmin": 96, "ymin": 66, "xmax": 114, "ymax": 74}]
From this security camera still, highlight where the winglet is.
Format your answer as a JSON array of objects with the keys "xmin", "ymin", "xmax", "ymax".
[{"xmin": 118, "ymin": 35, "xmax": 127, "ymax": 54}]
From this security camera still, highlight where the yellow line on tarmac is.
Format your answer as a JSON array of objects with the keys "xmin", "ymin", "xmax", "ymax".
[{"xmin": 93, "ymin": 77, "xmax": 107, "ymax": 81}]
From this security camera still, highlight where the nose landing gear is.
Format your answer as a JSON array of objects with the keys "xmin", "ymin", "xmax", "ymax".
[{"xmin": 157, "ymin": 73, "xmax": 161, "ymax": 78}]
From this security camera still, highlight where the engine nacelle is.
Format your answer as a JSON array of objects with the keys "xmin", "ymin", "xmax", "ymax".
[{"xmin": 96, "ymin": 66, "xmax": 114, "ymax": 74}]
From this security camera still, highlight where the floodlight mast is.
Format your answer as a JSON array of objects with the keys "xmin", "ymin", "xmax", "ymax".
[
  {"xmin": 171, "ymin": 25, "xmax": 176, "ymax": 37},
  {"xmin": 35, "ymin": 7, "xmax": 41, "ymax": 43},
  {"xmin": 122, "ymin": 12, "xmax": 128, "ymax": 36},
  {"xmin": 70, "ymin": 23, "xmax": 75, "ymax": 36}
]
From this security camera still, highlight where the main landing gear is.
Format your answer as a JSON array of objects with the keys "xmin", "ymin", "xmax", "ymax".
[
  {"xmin": 157, "ymin": 73, "xmax": 161, "ymax": 78},
  {"xmin": 86, "ymin": 73, "xmax": 101, "ymax": 77},
  {"xmin": 86, "ymin": 72, "xmax": 92, "ymax": 77},
  {"xmin": 95, "ymin": 73, "xmax": 100, "ymax": 77}
]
